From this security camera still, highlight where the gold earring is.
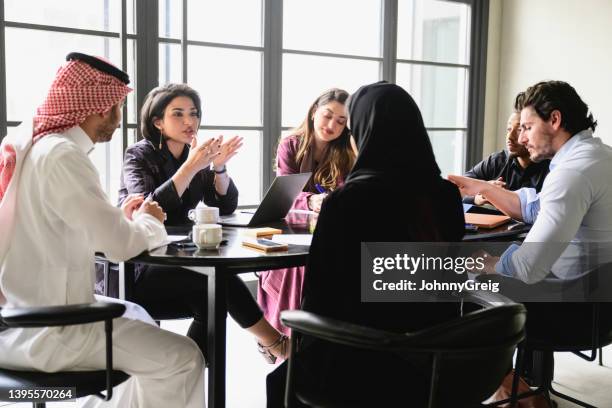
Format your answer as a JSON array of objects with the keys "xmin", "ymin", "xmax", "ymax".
[{"xmin": 159, "ymin": 129, "xmax": 164, "ymax": 150}]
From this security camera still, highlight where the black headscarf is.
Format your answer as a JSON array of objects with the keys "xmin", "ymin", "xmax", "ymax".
[{"xmin": 347, "ymin": 81, "xmax": 441, "ymax": 185}]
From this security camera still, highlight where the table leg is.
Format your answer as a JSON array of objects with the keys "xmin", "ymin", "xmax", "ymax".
[
  {"xmin": 207, "ymin": 269, "xmax": 227, "ymax": 408},
  {"xmin": 118, "ymin": 261, "xmax": 135, "ymax": 300}
]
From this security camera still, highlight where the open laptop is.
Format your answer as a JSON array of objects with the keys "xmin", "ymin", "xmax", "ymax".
[{"xmin": 220, "ymin": 172, "xmax": 311, "ymax": 227}]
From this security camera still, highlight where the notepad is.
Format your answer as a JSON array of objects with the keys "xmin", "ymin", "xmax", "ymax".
[
  {"xmin": 242, "ymin": 227, "xmax": 283, "ymax": 238},
  {"xmin": 464, "ymin": 213, "xmax": 511, "ymax": 229},
  {"xmin": 242, "ymin": 238, "xmax": 289, "ymax": 253}
]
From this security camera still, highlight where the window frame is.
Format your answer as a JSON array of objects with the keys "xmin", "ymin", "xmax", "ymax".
[{"xmin": 0, "ymin": 0, "xmax": 489, "ymax": 197}]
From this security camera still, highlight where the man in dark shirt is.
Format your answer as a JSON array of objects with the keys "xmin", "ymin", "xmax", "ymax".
[{"xmin": 465, "ymin": 111, "xmax": 550, "ymax": 205}]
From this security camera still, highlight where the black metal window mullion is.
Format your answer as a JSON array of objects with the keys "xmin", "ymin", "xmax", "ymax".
[
  {"xmin": 135, "ymin": 0, "xmax": 159, "ymax": 142},
  {"xmin": 3, "ymin": 20, "xmax": 122, "ymax": 38},
  {"xmin": 382, "ymin": 0, "xmax": 398, "ymax": 82},
  {"xmin": 262, "ymin": 0, "xmax": 283, "ymax": 194},
  {"xmin": 465, "ymin": 0, "xmax": 489, "ymax": 169}
]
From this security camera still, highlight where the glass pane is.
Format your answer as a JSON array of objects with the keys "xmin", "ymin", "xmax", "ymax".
[
  {"xmin": 397, "ymin": 0, "xmax": 470, "ymax": 64},
  {"xmin": 395, "ymin": 63, "xmax": 468, "ymax": 128},
  {"xmin": 5, "ymin": 28, "xmax": 121, "ymax": 123},
  {"xmin": 159, "ymin": 42, "xmax": 183, "ymax": 85},
  {"xmin": 159, "ymin": 0, "xmax": 182, "ymax": 39},
  {"xmin": 127, "ymin": 40, "xmax": 137, "ymax": 123},
  {"xmin": 109, "ymin": 128, "xmax": 129, "ymax": 205},
  {"xmin": 429, "ymin": 130, "xmax": 465, "ymax": 177},
  {"xmin": 198, "ymin": 130, "xmax": 262, "ymax": 206},
  {"xmin": 127, "ymin": 0, "xmax": 136, "ymax": 35},
  {"xmin": 127, "ymin": 128, "xmax": 138, "ymax": 146},
  {"xmin": 188, "ymin": 46, "xmax": 262, "ymax": 126},
  {"xmin": 5, "ymin": 0, "xmax": 122, "ymax": 32},
  {"xmin": 188, "ymin": 0, "xmax": 263, "ymax": 46},
  {"xmin": 282, "ymin": 54, "xmax": 380, "ymax": 127},
  {"xmin": 284, "ymin": 0, "xmax": 382, "ymax": 57}
]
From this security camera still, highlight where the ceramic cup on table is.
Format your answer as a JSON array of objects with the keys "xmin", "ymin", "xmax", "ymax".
[
  {"xmin": 188, "ymin": 202, "xmax": 219, "ymax": 224},
  {"xmin": 192, "ymin": 223, "xmax": 223, "ymax": 249}
]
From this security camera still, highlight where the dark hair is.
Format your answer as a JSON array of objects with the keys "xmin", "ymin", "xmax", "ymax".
[
  {"xmin": 284, "ymin": 88, "xmax": 355, "ymax": 190},
  {"xmin": 140, "ymin": 83, "xmax": 202, "ymax": 147},
  {"xmin": 514, "ymin": 81, "xmax": 597, "ymax": 135},
  {"xmin": 513, "ymin": 92, "xmax": 525, "ymax": 114}
]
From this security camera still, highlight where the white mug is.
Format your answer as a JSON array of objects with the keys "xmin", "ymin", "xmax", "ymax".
[
  {"xmin": 192, "ymin": 223, "xmax": 223, "ymax": 249},
  {"xmin": 188, "ymin": 206, "xmax": 219, "ymax": 224}
]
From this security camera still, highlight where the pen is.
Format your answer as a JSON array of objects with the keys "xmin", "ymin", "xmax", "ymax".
[{"xmin": 314, "ymin": 184, "xmax": 326, "ymax": 194}]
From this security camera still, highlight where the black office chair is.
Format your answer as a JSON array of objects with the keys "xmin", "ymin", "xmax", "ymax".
[
  {"xmin": 515, "ymin": 303, "xmax": 612, "ymax": 408},
  {"xmin": 0, "ymin": 302, "xmax": 130, "ymax": 408},
  {"xmin": 280, "ymin": 292, "xmax": 527, "ymax": 408},
  {"xmin": 485, "ymin": 262, "xmax": 612, "ymax": 408}
]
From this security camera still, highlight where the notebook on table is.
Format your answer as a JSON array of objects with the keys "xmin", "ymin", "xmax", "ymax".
[
  {"xmin": 220, "ymin": 173, "xmax": 311, "ymax": 227},
  {"xmin": 464, "ymin": 213, "xmax": 512, "ymax": 229}
]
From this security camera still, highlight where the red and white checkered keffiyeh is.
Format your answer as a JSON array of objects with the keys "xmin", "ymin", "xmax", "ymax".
[
  {"xmin": 0, "ymin": 58, "xmax": 131, "ymax": 202},
  {"xmin": 0, "ymin": 59, "xmax": 131, "ymax": 294},
  {"xmin": 33, "ymin": 59, "xmax": 132, "ymax": 140}
]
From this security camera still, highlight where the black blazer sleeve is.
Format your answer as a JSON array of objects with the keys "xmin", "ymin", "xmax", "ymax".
[{"xmin": 120, "ymin": 145, "xmax": 183, "ymax": 213}]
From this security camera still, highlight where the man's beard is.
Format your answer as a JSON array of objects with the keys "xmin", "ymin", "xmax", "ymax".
[{"xmin": 96, "ymin": 111, "xmax": 120, "ymax": 143}]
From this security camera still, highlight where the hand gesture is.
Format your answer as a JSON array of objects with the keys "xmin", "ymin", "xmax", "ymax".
[
  {"xmin": 447, "ymin": 175, "xmax": 491, "ymax": 197},
  {"xmin": 308, "ymin": 193, "xmax": 327, "ymax": 213},
  {"xmin": 186, "ymin": 136, "xmax": 221, "ymax": 173},
  {"xmin": 136, "ymin": 199, "xmax": 166, "ymax": 224},
  {"xmin": 213, "ymin": 135, "xmax": 243, "ymax": 168},
  {"xmin": 121, "ymin": 193, "xmax": 144, "ymax": 220},
  {"xmin": 473, "ymin": 194, "xmax": 489, "ymax": 206}
]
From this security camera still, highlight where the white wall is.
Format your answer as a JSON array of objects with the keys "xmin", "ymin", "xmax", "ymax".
[{"xmin": 485, "ymin": 0, "xmax": 612, "ymax": 154}]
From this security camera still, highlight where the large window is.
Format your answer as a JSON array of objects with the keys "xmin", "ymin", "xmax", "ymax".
[
  {"xmin": 1, "ymin": 0, "xmax": 136, "ymax": 204},
  {"xmin": 396, "ymin": 0, "xmax": 471, "ymax": 176},
  {"xmin": 282, "ymin": 0, "xmax": 382, "ymax": 128},
  {"xmin": 158, "ymin": 0, "xmax": 264, "ymax": 205},
  {"xmin": 1, "ymin": 0, "xmax": 487, "ymax": 206}
]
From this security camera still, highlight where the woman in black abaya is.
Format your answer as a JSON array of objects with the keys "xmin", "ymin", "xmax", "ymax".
[{"xmin": 267, "ymin": 82, "xmax": 465, "ymax": 407}]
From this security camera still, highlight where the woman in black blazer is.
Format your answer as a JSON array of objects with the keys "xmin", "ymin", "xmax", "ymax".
[{"xmin": 118, "ymin": 83, "xmax": 288, "ymax": 362}]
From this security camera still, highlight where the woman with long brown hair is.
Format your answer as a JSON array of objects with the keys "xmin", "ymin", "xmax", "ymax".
[
  {"xmin": 277, "ymin": 88, "xmax": 355, "ymax": 211},
  {"xmin": 258, "ymin": 88, "xmax": 356, "ymax": 335}
]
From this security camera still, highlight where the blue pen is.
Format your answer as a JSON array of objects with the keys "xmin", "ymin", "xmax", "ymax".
[{"xmin": 314, "ymin": 184, "xmax": 326, "ymax": 194}]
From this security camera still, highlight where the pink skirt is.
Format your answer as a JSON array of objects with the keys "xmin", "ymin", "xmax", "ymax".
[{"xmin": 257, "ymin": 266, "xmax": 305, "ymax": 336}]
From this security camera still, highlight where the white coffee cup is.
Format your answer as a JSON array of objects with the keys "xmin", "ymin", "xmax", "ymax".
[
  {"xmin": 188, "ymin": 205, "xmax": 219, "ymax": 224},
  {"xmin": 192, "ymin": 223, "xmax": 223, "ymax": 249}
]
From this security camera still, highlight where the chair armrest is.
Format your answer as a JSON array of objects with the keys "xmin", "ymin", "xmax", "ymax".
[
  {"xmin": 458, "ymin": 289, "xmax": 517, "ymax": 308},
  {"xmin": 1, "ymin": 302, "xmax": 126, "ymax": 328},
  {"xmin": 280, "ymin": 310, "xmax": 401, "ymax": 349}
]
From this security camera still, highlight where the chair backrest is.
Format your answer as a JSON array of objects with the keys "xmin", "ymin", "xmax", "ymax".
[
  {"xmin": 394, "ymin": 303, "xmax": 527, "ymax": 406},
  {"xmin": 488, "ymin": 262, "xmax": 612, "ymax": 351},
  {"xmin": 282, "ymin": 302, "xmax": 526, "ymax": 407}
]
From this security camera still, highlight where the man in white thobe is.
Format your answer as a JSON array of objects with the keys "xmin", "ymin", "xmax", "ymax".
[{"xmin": 0, "ymin": 53, "xmax": 206, "ymax": 407}]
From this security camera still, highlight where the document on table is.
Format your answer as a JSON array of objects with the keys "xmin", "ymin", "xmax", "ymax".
[
  {"xmin": 271, "ymin": 234, "xmax": 312, "ymax": 246},
  {"xmin": 168, "ymin": 235, "xmax": 189, "ymax": 242}
]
